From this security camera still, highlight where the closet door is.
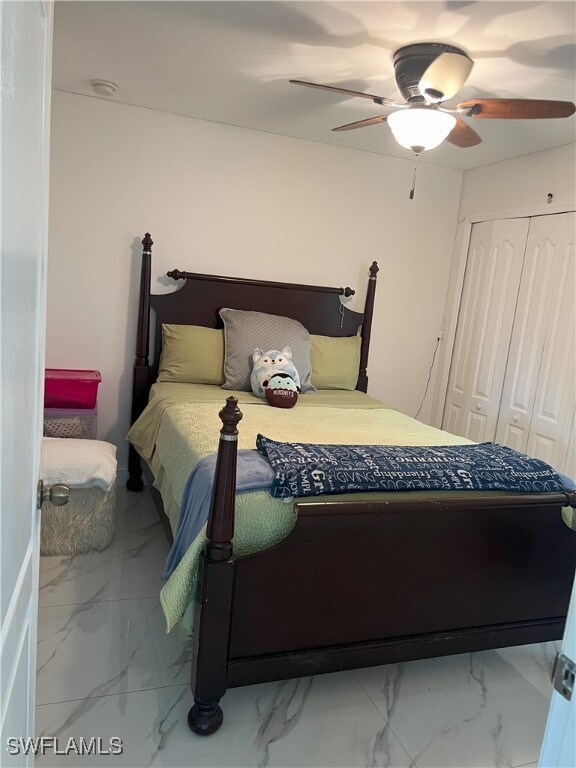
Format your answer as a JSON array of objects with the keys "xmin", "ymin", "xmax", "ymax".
[
  {"xmin": 526, "ymin": 214, "xmax": 575, "ymax": 476},
  {"xmin": 561, "ymin": 399, "xmax": 576, "ymax": 480},
  {"xmin": 442, "ymin": 218, "xmax": 528, "ymax": 442},
  {"xmin": 495, "ymin": 212, "xmax": 575, "ymax": 471}
]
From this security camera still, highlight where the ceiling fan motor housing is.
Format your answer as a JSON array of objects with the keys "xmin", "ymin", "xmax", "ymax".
[{"xmin": 393, "ymin": 42, "xmax": 469, "ymax": 102}]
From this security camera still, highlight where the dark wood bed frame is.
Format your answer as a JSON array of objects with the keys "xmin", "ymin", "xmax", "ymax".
[{"xmin": 128, "ymin": 233, "xmax": 576, "ymax": 736}]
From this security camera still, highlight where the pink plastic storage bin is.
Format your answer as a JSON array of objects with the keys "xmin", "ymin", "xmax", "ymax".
[{"xmin": 44, "ymin": 369, "xmax": 102, "ymax": 409}]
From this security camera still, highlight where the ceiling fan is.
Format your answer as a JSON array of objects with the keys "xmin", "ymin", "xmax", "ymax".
[{"xmin": 290, "ymin": 42, "xmax": 576, "ymax": 154}]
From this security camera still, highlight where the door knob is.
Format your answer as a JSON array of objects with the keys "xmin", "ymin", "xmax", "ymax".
[
  {"xmin": 513, "ymin": 414, "xmax": 519, "ymax": 423},
  {"xmin": 37, "ymin": 480, "xmax": 70, "ymax": 509},
  {"xmin": 475, "ymin": 404, "xmax": 481, "ymax": 411}
]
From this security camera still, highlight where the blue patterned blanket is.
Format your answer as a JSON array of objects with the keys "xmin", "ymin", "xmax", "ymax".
[
  {"xmin": 164, "ymin": 438, "xmax": 572, "ymax": 578},
  {"xmin": 256, "ymin": 435, "xmax": 569, "ymax": 499}
]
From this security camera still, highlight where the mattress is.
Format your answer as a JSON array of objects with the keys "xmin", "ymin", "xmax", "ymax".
[{"xmin": 128, "ymin": 383, "xmax": 488, "ymax": 631}]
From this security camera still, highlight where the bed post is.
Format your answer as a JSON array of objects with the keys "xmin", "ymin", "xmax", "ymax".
[
  {"xmin": 188, "ymin": 397, "xmax": 243, "ymax": 736},
  {"xmin": 357, "ymin": 260, "xmax": 379, "ymax": 393},
  {"xmin": 127, "ymin": 233, "xmax": 153, "ymax": 492}
]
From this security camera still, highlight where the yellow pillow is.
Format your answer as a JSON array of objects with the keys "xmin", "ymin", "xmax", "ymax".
[
  {"xmin": 310, "ymin": 334, "xmax": 361, "ymax": 390},
  {"xmin": 157, "ymin": 324, "xmax": 225, "ymax": 385}
]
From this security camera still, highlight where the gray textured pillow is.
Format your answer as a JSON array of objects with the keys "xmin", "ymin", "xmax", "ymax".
[{"xmin": 220, "ymin": 308, "xmax": 315, "ymax": 393}]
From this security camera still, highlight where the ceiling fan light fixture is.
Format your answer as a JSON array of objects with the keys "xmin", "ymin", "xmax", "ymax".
[{"xmin": 387, "ymin": 107, "xmax": 457, "ymax": 152}]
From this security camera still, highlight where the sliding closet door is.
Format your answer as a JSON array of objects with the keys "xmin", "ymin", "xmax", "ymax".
[
  {"xmin": 561, "ymin": 400, "xmax": 576, "ymax": 480},
  {"xmin": 526, "ymin": 214, "xmax": 575, "ymax": 476},
  {"xmin": 495, "ymin": 212, "xmax": 575, "ymax": 471},
  {"xmin": 442, "ymin": 218, "xmax": 528, "ymax": 442}
]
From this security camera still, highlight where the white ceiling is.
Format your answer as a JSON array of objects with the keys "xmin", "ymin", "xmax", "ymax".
[{"xmin": 52, "ymin": 1, "xmax": 576, "ymax": 170}]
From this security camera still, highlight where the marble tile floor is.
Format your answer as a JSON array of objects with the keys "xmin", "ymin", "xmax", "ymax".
[{"xmin": 36, "ymin": 486, "xmax": 557, "ymax": 768}]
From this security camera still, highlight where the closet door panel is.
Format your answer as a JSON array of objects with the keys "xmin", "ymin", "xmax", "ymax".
[
  {"xmin": 561, "ymin": 400, "xmax": 575, "ymax": 481},
  {"xmin": 465, "ymin": 411, "xmax": 490, "ymax": 443},
  {"xmin": 498, "ymin": 424, "xmax": 526, "ymax": 453},
  {"xmin": 443, "ymin": 221, "xmax": 492, "ymax": 437},
  {"xmin": 525, "ymin": 213, "xmax": 575, "ymax": 474},
  {"xmin": 442, "ymin": 219, "xmax": 528, "ymax": 441},
  {"xmin": 496, "ymin": 213, "xmax": 575, "ymax": 461},
  {"xmin": 443, "ymin": 401, "xmax": 463, "ymax": 436}
]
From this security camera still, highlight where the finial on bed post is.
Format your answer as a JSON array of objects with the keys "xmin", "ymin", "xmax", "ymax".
[
  {"xmin": 127, "ymin": 233, "xmax": 154, "ymax": 492},
  {"xmin": 142, "ymin": 231, "xmax": 153, "ymax": 253},
  {"xmin": 206, "ymin": 397, "xmax": 243, "ymax": 561},
  {"xmin": 167, "ymin": 268, "xmax": 186, "ymax": 281},
  {"xmin": 188, "ymin": 397, "xmax": 243, "ymax": 737},
  {"xmin": 357, "ymin": 261, "xmax": 379, "ymax": 393}
]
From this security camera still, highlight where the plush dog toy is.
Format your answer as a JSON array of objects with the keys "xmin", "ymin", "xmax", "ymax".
[{"xmin": 250, "ymin": 347, "xmax": 300, "ymax": 408}]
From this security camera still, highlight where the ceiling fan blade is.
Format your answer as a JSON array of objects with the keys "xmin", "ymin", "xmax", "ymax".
[
  {"xmin": 419, "ymin": 52, "xmax": 474, "ymax": 103},
  {"xmin": 457, "ymin": 99, "xmax": 576, "ymax": 119},
  {"xmin": 332, "ymin": 115, "xmax": 389, "ymax": 132},
  {"xmin": 289, "ymin": 80, "xmax": 399, "ymax": 107},
  {"xmin": 446, "ymin": 118, "xmax": 482, "ymax": 148}
]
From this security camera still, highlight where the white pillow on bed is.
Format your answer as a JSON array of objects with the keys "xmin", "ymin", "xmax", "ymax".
[{"xmin": 219, "ymin": 308, "xmax": 315, "ymax": 393}]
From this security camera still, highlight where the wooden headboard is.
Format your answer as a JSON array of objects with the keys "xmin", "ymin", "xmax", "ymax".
[{"xmin": 128, "ymin": 232, "xmax": 379, "ymax": 488}]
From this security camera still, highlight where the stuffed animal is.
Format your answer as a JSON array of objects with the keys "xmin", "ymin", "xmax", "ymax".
[
  {"xmin": 264, "ymin": 373, "xmax": 299, "ymax": 409},
  {"xmin": 250, "ymin": 347, "xmax": 300, "ymax": 408}
]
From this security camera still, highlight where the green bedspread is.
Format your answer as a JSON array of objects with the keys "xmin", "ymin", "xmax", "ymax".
[{"xmin": 128, "ymin": 384, "xmax": 476, "ymax": 632}]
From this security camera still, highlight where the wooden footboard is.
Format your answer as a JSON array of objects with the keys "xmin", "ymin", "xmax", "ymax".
[
  {"xmin": 228, "ymin": 495, "xmax": 573, "ymax": 683},
  {"xmin": 188, "ymin": 398, "xmax": 576, "ymax": 735}
]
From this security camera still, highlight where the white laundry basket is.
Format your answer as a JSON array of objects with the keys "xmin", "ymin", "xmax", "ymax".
[{"xmin": 40, "ymin": 438, "xmax": 117, "ymax": 556}]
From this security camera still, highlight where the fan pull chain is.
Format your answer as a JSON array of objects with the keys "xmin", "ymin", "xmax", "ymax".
[{"xmin": 409, "ymin": 153, "xmax": 420, "ymax": 200}]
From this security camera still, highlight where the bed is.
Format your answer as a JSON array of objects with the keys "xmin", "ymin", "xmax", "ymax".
[{"xmin": 127, "ymin": 233, "xmax": 576, "ymax": 736}]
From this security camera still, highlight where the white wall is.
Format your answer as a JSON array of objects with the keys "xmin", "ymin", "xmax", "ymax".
[
  {"xmin": 47, "ymin": 91, "xmax": 462, "ymax": 471},
  {"xmin": 459, "ymin": 143, "xmax": 576, "ymax": 217},
  {"xmin": 430, "ymin": 143, "xmax": 576, "ymax": 427}
]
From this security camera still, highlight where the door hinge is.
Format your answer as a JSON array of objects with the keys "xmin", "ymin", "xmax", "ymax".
[{"xmin": 552, "ymin": 653, "xmax": 574, "ymax": 701}]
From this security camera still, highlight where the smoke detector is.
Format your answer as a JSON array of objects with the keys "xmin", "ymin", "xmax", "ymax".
[{"xmin": 90, "ymin": 79, "xmax": 118, "ymax": 97}]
